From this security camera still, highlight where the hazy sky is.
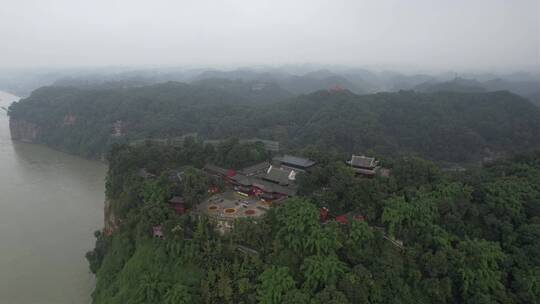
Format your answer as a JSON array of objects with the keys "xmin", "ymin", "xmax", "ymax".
[{"xmin": 1, "ymin": 0, "xmax": 538, "ymax": 71}]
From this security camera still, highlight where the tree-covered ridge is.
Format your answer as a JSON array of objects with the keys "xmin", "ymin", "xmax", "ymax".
[
  {"xmin": 9, "ymin": 83, "xmax": 540, "ymax": 161},
  {"xmin": 264, "ymin": 90, "xmax": 540, "ymax": 162},
  {"xmin": 414, "ymin": 77, "xmax": 487, "ymax": 93},
  {"xmin": 87, "ymin": 141, "xmax": 540, "ymax": 304},
  {"xmin": 7, "ymin": 82, "xmax": 280, "ymax": 156}
]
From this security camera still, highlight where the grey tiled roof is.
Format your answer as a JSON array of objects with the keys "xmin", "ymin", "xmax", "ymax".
[
  {"xmin": 348, "ymin": 155, "xmax": 377, "ymax": 169},
  {"xmin": 239, "ymin": 162, "xmax": 271, "ymax": 176},
  {"xmin": 274, "ymin": 155, "xmax": 316, "ymax": 168},
  {"xmin": 230, "ymin": 172, "xmax": 297, "ymax": 196},
  {"xmin": 169, "ymin": 196, "xmax": 185, "ymax": 204},
  {"xmin": 231, "ymin": 174, "xmax": 253, "ymax": 186},
  {"xmin": 203, "ymin": 164, "xmax": 229, "ymax": 175},
  {"xmin": 263, "ymin": 166, "xmax": 292, "ymax": 185},
  {"xmin": 251, "ymin": 179, "xmax": 297, "ymax": 196}
]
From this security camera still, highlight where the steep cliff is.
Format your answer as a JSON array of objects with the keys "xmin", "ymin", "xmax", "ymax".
[
  {"xmin": 103, "ymin": 199, "xmax": 119, "ymax": 236},
  {"xmin": 9, "ymin": 118, "xmax": 40, "ymax": 142}
]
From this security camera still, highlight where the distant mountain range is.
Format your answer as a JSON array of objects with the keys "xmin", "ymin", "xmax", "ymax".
[
  {"xmin": 1, "ymin": 66, "xmax": 538, "ymax": 107},
  {"xmin": 413, "ymin": 77, "xmax": 540, "ymax": 106},
  {"xmin": 414, "ymin": 77, "xmax": 487, "ymax": 93}
]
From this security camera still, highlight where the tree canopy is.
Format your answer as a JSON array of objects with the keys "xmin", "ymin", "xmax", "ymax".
[{"xmin": 86, "ymin": 142, "xmax": 540, "ymax": 303}]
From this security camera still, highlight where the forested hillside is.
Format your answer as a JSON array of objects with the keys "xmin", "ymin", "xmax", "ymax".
[
  {"xmin": 8, "ymin": 83, "xmax": 540, "ymax": 162},
  {"xmin": 87, "ymin": 142, "xmax": 540, "ymax": 304},
  {"xmin": 194, "ymin": 69, "xmax": 367, "ymax": 94}
]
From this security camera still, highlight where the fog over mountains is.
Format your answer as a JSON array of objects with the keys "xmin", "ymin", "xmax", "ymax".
[{"xmin": 1, "ymin": 66, "xmax": 539, "ymax": 106}]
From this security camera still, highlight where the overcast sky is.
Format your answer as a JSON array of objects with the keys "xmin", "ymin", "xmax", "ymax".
[{"xmin": 0, "ymin": 0, "xmax": 538, "ymax": 72}]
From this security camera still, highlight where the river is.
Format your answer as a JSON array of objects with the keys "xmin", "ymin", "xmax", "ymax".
[{"xmin": 0, "ymin": 91, "xmax": 106, "ymax": 304}]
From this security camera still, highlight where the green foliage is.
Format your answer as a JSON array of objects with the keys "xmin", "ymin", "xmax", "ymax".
[
  {"xmin": 275, "ymin": 198, "xmax": 320, "ymax": 252},
  {"xmin": 311, "ymin": 285, "xmax": 350, "ymax": 304},
  {"xmin": 181, "ymin": 168, "xmax": 211, "ymax": 205},
  {"xmin": 137, "ymin": 271, "xmax": 171, "ymax": 303},
  {"xmin": 88, "ymin": 145, "xmax": 540, "ymax": 304},
  {"xmin": 213, "ymin": 138, "xmax": 269, "ymax": 169},
  {"xmin": 164, "ymin": 283, "xmax": 193, "ymax": 304},
  {"xmin": 301, "ymin": 254, "xmax": 347, "ymax": 291},
  {"xmin": 381, "ymin": 195, "xmax": 416, "ymax": 237},
  {"xmin": 141, "ymin": 177, "xmax": 172, "ymax": 205},
  {"xmin": 86, "ymin": 230, "xmax": 109, "ymax": 274},
  {"xmin": 257, "ymin": 266, "xmax": 296, "ymax": 304},
  {"xmin": 9, "ymin": 86, "xmax": 540, "ymax": 162},
  {"xmin": 454, "ymin": 239, "xmax": 506, "ymax": 302}
]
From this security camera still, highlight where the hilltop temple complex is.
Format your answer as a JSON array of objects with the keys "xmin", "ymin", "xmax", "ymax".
[{"xmin": 156, "ymin": 152, "xmax": 385, "ymax": 234}]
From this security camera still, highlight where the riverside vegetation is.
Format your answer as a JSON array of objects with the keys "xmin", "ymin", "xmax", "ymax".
[{"xmin": 86, "ymin": 140, "xmax": 540, "ymax": 304}]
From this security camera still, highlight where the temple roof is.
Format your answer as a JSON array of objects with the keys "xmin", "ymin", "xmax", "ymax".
[
  {"xmin": 230, "ymin": 172, "xmax": 296, "ymax": 196},
  {"xmin": 169, "ymin": 196, "xmax": 185, "ymax": 204},
  {"xmin": 274, "ymin": 155, "xmax": 316, "ymax": 169},
  {"xmin": 263, "ymin": 166, "xmax": 293, "ymax": 185},
  {"xmin": 251, "ymin": 179, "xmax": 297, "ymax": 196},
  {"xmin": 203, "ymin": 164, "xmax": 229, "ymax": 175},
  {"xmin": 239, "ymin": 162, "xmax": 271, "ymax": 176},
  {"xmin": 347, "ymin": 155, "xmax": 377, "ymax": 169},
  {"xmin": 231, "ymin": 174, "xmax": 253, "ymax": 186}
]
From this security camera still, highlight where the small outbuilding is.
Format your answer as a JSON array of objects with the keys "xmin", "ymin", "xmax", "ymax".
[
  {"xmin": 346, "ymin": 155, "xmax": 379, "ymax": 177},
  {"xmin": 168, "ymin": 196, "xmax": 186, "ymax": 215}
]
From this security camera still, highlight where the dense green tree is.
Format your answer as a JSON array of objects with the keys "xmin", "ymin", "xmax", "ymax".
[
  {"xmin": 306, "ymin": 224, "xmax": 342, "ymax": 255},
  {"xmin": 453, "ymin": 239, "xmax": 506, "ymax": 302},
  {"xmin": 136, "ymin": 272, "xmax": 170, "ymax": 303},
  {"xmin": 311, "ymin": 285, "xmax": 350, "ymax": 304},
  {"xmin": 381, "ymin": 195, "xmax": 413, "ymax": 237},
  {"xmin": 10, "ymin": 85, "xmax": 540, "ymax": 163},
  {"xmin": 163, "ymin": 283, "xmax": 192, "ymax": 304},
  {"xmin": 141, "ymin": 177, "xmax": 172, "ymax": 205},
  {"xmin": 87, "ymin": 144, "xmax": 540, "ymax": 304},
  {"xmin": 182, "ymin": 167, "xmax": 211, "ymax": 205},
  {"xmin": 301, "ymin": 254, "xmax": 347, "ymax": 291},
  {"xmin": 275, "ymin": 198, "xmax": 320, "ymax": 253},
  {"xmin": 344, "ymin": 220, "xmax": 374, "ymax": 263},
  {"xmin": 257, "ymin": 266, "xmax": 296, "ymax": 304}
]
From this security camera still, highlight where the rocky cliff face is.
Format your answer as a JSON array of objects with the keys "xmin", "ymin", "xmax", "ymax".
[
  {"xmin": 9, "ymin": 118, "xmax": 40, "ymax": 142},
  {"xmin": 103, "ymin": 199, "xmax": 119, "ymax": 236}
]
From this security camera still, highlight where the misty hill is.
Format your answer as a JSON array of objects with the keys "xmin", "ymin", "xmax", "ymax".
[
  {"xmin": 412, "ymin": 77, "xmax": 540, "ymax": 106},
  {"xmin": 52, "ymin": 76, "xmax": 155, "ymax": 90},
  {"xmin": 190, "ymin": 78, "xmax": 292, "ymax": 103},
  {"xmin": 375, "ymin": 71, "xmax": 436, "ymax": 91},
  {"xmin": 194, "ymin": 68, "xmax": 366, "ymax": 94},
  {"xmin": 483, "ymin": 78, "xmax": 540, "ymax": 105},
  {"xmin": 414, "ymin": 77, "xmax": 487, "ymax": 93},
  {"xmin": 192, "ymin": 68, "xmax": 441, "ymax": 94},
  {"xmin": 525, "ymin": 90, "xmax": 540, "ymax": 107},
  {"xmin": 3, "ymin": 66, "xmax": 538, "ymax": 100},
  {"xmin": 9, "ymin": 84, "xmax": 540, "ymax": 162},
  {"xmin": 484, "ymin": 78, "xmax": 540, "ymax": 95}
]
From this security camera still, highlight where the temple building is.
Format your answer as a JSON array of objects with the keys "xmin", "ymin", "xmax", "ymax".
[
  {"xmin": 203, "ymin": 154, "xmax": 315, "ymax": 201},
  {"xmin": 262, "ymin": 165, "xmax": 296, "ymax": 186},
  {"xmin": 203, "ymin": 164, "xmax": 231, "ymax": 177},
  {"xmin": 346, "ymin": 155, "xmax": 379, "ymax": 176},
  {"xmin": 152, "ymin": 225, "xmax": 164, "ymax": 238},
  {"xmin": 195, "ymin": 154, "xmax": 316, "ymax": 233},
  {"xmin": 168, "ymin": 196, "xmax": 186, "ymax": 215},
  {"xmin": 273, "ymin": 155, "xmax": 316, "ymax": 171},
  {"xmin": 239, "ymin": 161, "xmax": 271, "ymax": 176}
]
